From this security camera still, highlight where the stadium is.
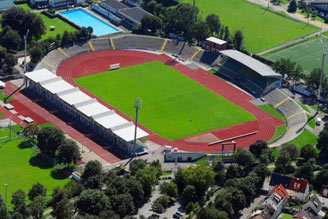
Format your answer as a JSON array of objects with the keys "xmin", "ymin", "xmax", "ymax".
[{"xmin": 25, "ymin": 35, "xmax": 307, "ymax": 161}]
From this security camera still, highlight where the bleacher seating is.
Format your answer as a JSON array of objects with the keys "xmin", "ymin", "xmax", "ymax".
[
  {"xmin": 113, "ymin": 35, "xmax": 164, "ymax": 51},
  {"xmin": 62, "ymin": 42, "xmax": 92, "ymax": 57},
  {"xmin": 192, "ymin": 50, "xmax": 220, "ymax": 66},
  {"xmin": 91, "ymin": 38, "xmax": 112, "ymax": 51},
  {"xmin": 264, "ymin": 88, "xmax": 307, "ymax": 128},
  {"xmin": 163, "ymin": 40, "xmax": 185, "ymax": 55}
]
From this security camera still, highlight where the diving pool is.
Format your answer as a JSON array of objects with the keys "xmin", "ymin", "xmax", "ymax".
[{"xmin": 60, "ymin": 9, "xmax": 119, "ymax": 36}]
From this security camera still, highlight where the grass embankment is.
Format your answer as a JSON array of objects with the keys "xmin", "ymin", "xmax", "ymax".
[{"xmin": 76, "ymin": 61, "xmax": 255, "ymax": 140}]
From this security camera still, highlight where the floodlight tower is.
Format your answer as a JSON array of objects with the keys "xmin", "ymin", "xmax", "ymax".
[
  {"xmin": 24, "ymin": 29, "xmax": 29, "ymax": 74},
  {"xmin": 133, "ymin": 98, "xmax": 142, "ymax": 158},
  {"xmin": 318, "ymin": 39, "xmax": 326, "ymax": 113}
]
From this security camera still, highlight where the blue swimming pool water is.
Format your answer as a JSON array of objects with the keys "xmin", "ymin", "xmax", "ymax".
[{"xmin": 60, "ymin": 9, "xmax": 119, "ymax": 36}]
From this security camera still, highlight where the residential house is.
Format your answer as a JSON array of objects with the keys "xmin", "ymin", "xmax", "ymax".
[
  {"xmin": 269, "ymin": 173, "xmax": 310, "ymax": 202},
  {"xmin": 293, "ymin": 195, "xmax": 325, "ymax": 219}
]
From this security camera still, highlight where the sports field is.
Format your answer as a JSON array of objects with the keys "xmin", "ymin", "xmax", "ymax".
[
  {"xmin": 0, "ymin": 135, "xmax": 69, "ymax": 207},
  {"xmin": 75, "ymin": 61, "xmax": 255, "ymax": 140},
  {"xmin": 264, "ymin": 37, "xmax": 328, "ymax": 74},
  {"xmin": 179, "ymin": 0, "xmax": 319, "ymax": 53}
]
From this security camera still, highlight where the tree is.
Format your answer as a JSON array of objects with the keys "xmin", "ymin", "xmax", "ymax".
[
  {"xmin": 238, "ymin": 176, "xmax": 259, "ymax": 204},
  {"xmin": 253, "ymin": 163, "xmax": 270, "ymax": 182},
  {"xmin": 136, "ymin": 166, "xmax": 157, "ymax": 196},
  {"xmin": 287, "ymin": 0, "xmax": 297, "ymax": 13},
  {"xmin": 23, "ymin": 124, "xmax": 39, "ymax": 139},
  {"xmin": 205, "ymin": 14, "xmax": 221, "ymax": 36},
  {"xmin": 182, "ymin": 185, "xmax": 197, "ymax": 203},
  {"xmin": 29, "ymin": 46, "xmax": 43, "ymax": 64},
  {"xmin": 318, "ymin": 128, "xmax": 328, "ymax": 152},
  {"xmin": 37, "ymin": 127, "xmax": 65, "ymax": 156},
  {"xmin": 28, "ymin": 182, "xmax": 46, "ymax": 201},
  {"xmin": 191, "ymin": 20, "xmax": 210, "ymax": 43},
  {"xmin": 160, "ymin": 181, "xmax": 177, "ymax": 198},
  {"xmin": 226, "ymin": 187, "xmax": 247, "ymax": 214},
  {"xmin": 281, "ymin": 144, "xmax": 300, "ymax": 160},
  {"xmin": 273, "ymin": 58, "xmax": 296, "ymax": 79},
  {"xmin": 1, "ymin": 27, "xmax": 21, "ymax": 51},
  {"xmin": 49, "ymin": 187, "xmax": 73, "ymax": 219},
  {"xmin": 129, "ymin": 159, "xmax": 147, "ymax": 175},
  {"xmin": 295, "ymin": 162, "xmax": 314, "ymax": 182},
  {"xmin": 57, "ymin": 138, "xmax": 81, "ymax": 165},
  {"xmin": 259, "ymin": 148, "xmax": 275, "ymax": 164},
  {"xmin": 314, "ymin": 169, "xmax": 328, "ymax": 191},
  {"xmin": 275, "ymin": 150, "xmax": 294, "ymax": 174},
  {"xmin": 234, "ymin": 148, "xmax": 255, "ymax": 167},
  {"xmin": 213, "ymin": 160, "xmax": 224, "ymax": 172},
  {"xmin": 76, "ymin": 189, "xmax": 110, "ymax": 216},
  {"xmin": 99, "ymin": 210, "xmax": 120, "ymax": 219},
  {"xmin": 29, "ymin": 195, "xmax": 46, "ymax": 219},
  {"xmin": 11, "ymin": 190, "xmax": 28, "ymax": 216},
  {"xmin": 61, "ymin": 31, "xmax": 71, "ymax": 46},
  {"xmin": 306, "ymin": 68, "xmax": 324, "ymax": 90},
  {"xmin": 141, "ymin": 15, "xmax": 163, "ymax": 34},
  {"xmin": 225, "ymin": 163, "xmax": 240, "ymax": 179},
  {"xmin": 249, "ymin": 140, "xmax": 268, "ymax": 158},
  {"xmin": 0, "ymin": 195, "xmax": 9, "ymax": 219},
  {"xmin": 197, "ymin": 207, "xmax": 228, "ymax": 219},
  {"xmin": 4, "ymin": 54, "xmax": 17, "ymax": 69},
  {"xmin": 175, "ymin": 165, "xmax": 215, "ymax": 197},
  {"xmin": 301, "ymin": 144, "xmax": 318, "ymax": 161},
  {"xmin": 215, "ymin": 171, "xmax": 226, "ymax": 186},
  {"xmin": 81, "ymin": 160, "xmax": 103, "ymax": 189},
  {"xmin": 233, "ymin": 30, "xmax": 243, "ymax": 51},
  {"xmin": 11, "ymin": 212, "xmax": 24, "ymax": 219},
  {"xmin": 111, "ymin": 193, "xmax": 135, "ymax": 218}
]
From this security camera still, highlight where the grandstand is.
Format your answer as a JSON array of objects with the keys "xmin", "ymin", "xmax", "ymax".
[
  {"xmin": 25, "ymin": 68, "xmax": 149, "ymax": 155},
  {"xmin": 214, "ymin": 50, "xmax": 282, "ymax": 97},
  {"xmin": 113, "ymin": 35, "xmax": 164, "ymax": 51}
]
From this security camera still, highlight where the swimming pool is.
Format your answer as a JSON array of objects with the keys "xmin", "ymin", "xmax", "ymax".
[{"xmin": 60, "ymin": 9, "xmax": 119, "ymax": 36}]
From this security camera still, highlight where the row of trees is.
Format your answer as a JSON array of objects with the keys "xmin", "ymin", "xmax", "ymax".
[{"xmin": 139, "ymin": 3, "xmax": 245, "ymax": 51}]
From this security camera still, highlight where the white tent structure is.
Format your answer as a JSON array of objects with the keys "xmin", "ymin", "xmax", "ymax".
[{"xmin": 25, "ymin": 69, "xmax": 149, "ymax": 155}]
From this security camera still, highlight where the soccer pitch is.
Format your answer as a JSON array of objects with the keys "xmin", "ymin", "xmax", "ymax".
[
  {"xmin": 75, "ymin": 61, "xmax": 255, "ymax": 140},
  {"xmin": 264, "ymin": 37, "xmax": 328, "ymax": 74},
  {"xmin": 179, "ymin": 0, "xmax": 319, "ymax": 53}
]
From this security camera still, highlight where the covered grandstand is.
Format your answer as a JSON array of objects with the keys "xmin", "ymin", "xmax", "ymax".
[
  {"xmin": 25, "ymin": 69, "xmax": 149, "ymax": 155},
  {"xmin": 214, "ymin": 50, "xmax": 282, "ymax": 97}
]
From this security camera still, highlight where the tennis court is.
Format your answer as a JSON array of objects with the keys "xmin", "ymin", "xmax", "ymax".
[{"xmin": 264, "ymin": 36, "xmax": 328, "ymax": 74}]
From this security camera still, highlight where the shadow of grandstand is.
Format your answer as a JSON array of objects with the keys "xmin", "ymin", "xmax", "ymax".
[
  {"xmin": 165, "ymin": 59, "xmax": 178, "ymax": 66},
  {"xmin": 20, "ymin": 89, "xmax": 130, "ymax": 160},
  {"xmin": 197, "ymin": 51, "xmax": 220, "ymax": 66}
]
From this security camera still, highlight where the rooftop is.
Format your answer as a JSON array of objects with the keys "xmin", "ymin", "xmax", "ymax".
[
  {"xmin": 113, "ymin": 122, "xmax": 148, "ymax": 142},
  {"xmin": 58, "ymin": 89, "xmax": 92, "ymax": 105},
  {"xmin": 206, "ymin": 37, "xmax": 227, "ymax": 45},
  {"xmin": 25, "ymin": 68, "xmax": 57, "ymax": 83},
  {"xmin": 76, "ymin": 101, "xmax": 110, "ymax": 117},
  {"xmin": 220, "ymin": 50, "xmax": 281, "ymax": 77},
  {"xmin": 41, "ymin": 77, "xmax": 75, "ymax": 94},
  {"xmin": 101, "ymin": 0, "xmax": 127, "ymax": 10},
  {"xmin": 94, "ymin": 112, "xmax": 129, "ymax": 129},
  {"xmin": 119, "ymin": 7, "xmax": 152, "ymax": 25}
]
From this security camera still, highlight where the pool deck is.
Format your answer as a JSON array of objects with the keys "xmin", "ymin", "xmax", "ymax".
[{"xmin": 56, "ymin": 7, "xmax": 124, "ymax": 36}]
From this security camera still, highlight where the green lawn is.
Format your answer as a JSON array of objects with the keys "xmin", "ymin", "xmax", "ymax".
[
  {"xmin": 307, "ymin": 114, "xmax": 316, "ymax": 129},
  {"xmin": 75, "ymin": 61, "xmax": 255, "ymax": 140},
  {"xmin": 282, "ymin": 213, "xmax": 293, "ymax": 219},
  {"xmin": 259, "ymin": 104, "xmax": 286, "ymax": 122},
  {"xmin": 0, "ymin": 90, "xmax": 14, "ymax": 102},
  {"xmin": 179, "ymin": 0, "xmax": 319, "ymax": 53},
  {"xmin": 270, "ymin": 124, "xmax": 287, "ymax": 142},
  {"xmin": 38, "ymin": 13, "xmax": 77, "ymax": 40},
  {"xmin": 0, "ymin": 137, "xmax": 70, "ymax": 208},
  {"xmin": 298, "ymin": 101, "xmax": 310, "ymax": 113},
  {"xmin": 264, "ymin": 37, "xmax": 328, "ymax": 74},
  {"xmin": 285, "ymin": 129, "xmax": 318, "ymax": 148},
  {"xmin": 16, "ymin": 3, "xmax": 34, "ymax": 11}
]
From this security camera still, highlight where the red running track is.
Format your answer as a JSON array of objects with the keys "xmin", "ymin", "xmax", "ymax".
[{"xmin": 57, "ymin": 50, "xmax": 285, "ymax": 152}]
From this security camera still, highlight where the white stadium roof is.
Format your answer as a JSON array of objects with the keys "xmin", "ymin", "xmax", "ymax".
[
  {"xmin": 25, "ymin": 69, "xmax": 57, "ymax": 83},
  {"xmin": 220, "ymin": 50, "xmax": 281, "ymax": 77},
  {"xmin": 206, "ymin": 37, "xmax": 227, "ymax": 45},
  {"xmin": 25, "ymin": 68, "xmax": 149, "ymax": 142},
  {"xmin": 41, "ymin": 77, "xmax": 75, "ymax": 94},
  {"xmin": 76, "ymin": 101, "xmax": 110, "ymax": 117},
  {"xmin": 112, "ymin": 122, "xmax": 149, "ymax": 142}
]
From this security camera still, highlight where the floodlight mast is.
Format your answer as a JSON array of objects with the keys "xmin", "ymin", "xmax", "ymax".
[
  {"xmin": 24, "ymin": 29, "xmax": 29, "ymax": 74},
  {"xmin": 192, "ymin": 0, "xmax": 196, "ymax": 25},
  {"xmin": 318, "ymin": 39, "xmax": 326, "ymax": 113},
  {"xmin": 133, "ymin": 98, "xmax": 142, "ymax": 158}
]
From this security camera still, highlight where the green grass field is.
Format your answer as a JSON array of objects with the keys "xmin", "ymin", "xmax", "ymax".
[
  {"xmin": 16, "ymin": 3, "xmax": 35, "ymax": 11},
  {"xmin": 259, "ymin": 104, "xmax": 286, "ymax": 122},
  {"xmin": 264, "ymin": 37, "xmax": 328, "ymax": 74},
  {"xmin": 285, "ymin": 129, "xmax": 318, "ymax": 148},
  {"xmin": 298, "ymin": 101, "xmax": 310, "ymax": 113},
  {"xmin": 179, "ymin": 0, "xmax": 319, "ymax": 53},
  {"xmin": 270, "ymin": 124, "xmax": 287, "ymax": 142},
  {"xmin": 0, "ymin": 137, "xmax": 69, "ymax": 207},
  {"xmin": 75, "ymin": 61, "xmax": 255, "ymax": 140},
  {"xmin": 38, "ymin": 14, "xmax": 77, "ymax": 40},
  {"xmin": 307, "ymin": 114, "xmax": 316, "ymax": 129}
]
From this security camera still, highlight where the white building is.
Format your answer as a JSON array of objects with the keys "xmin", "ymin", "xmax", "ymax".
[{"xmin": 25, "ymin": 69, "xmax": 149, "ymax": 155}]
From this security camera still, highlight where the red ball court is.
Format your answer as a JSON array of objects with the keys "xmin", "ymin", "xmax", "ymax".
[{"xmin": 57, "ymin": 49, "xmax": 285, "ymax": 153}]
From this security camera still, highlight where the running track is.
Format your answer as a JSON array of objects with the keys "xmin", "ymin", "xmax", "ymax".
[{"xmin": 56, "ymin": 50, "xmax": 285, "ymax": 153}]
